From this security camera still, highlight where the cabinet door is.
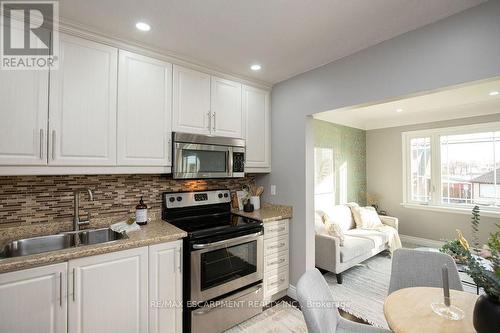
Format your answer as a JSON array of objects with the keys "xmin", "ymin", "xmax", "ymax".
[
  {"xmin": 0, "ymin": 263, "xmax": 67, "ymax": 333},
  {"xmin": 118, "ymin": 50, "xmax": 172, "ymax": 166},
  {"xmin": 149, "ymin": 241, "xmax": 182, "ymax": 333},
  {"xmin": 0, "ymin": 25, "xmax": 48, "ymax": 165},
  {"xmin": 68, "ymin": 247, "xmax": 148, "ymax": 333},
  {"xmin": 211, "ymin": 77, "xmax": 243, "ymax": 138},
  {"xmin": 49, "ymin": 34, "xmax": 118, "ymax": 166},
  {"xmin": 243, "ymin": 86, "xmax": 271, "ymax": 170},
  {"xmin": 172, "ymin": 65, "xmax": 211, "ymax": 135}
]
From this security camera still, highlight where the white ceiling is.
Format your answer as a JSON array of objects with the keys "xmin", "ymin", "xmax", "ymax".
[
  {"xmin": 314, "ymin": 78, "xmax": 500, "ymax": 130},
  {"xmin": 58, "ymin": 0, "xmax": 484, "ymax": 84}
]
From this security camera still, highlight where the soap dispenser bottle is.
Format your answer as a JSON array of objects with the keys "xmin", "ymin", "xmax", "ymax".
[{"xmin": 135, "ymin": 196, "xmax": 148, "ymax": 225}]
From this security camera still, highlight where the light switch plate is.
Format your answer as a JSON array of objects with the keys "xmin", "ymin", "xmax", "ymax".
[{"xmin": 270, "ymin": 185, "xmax": 276, "ymax": 196}]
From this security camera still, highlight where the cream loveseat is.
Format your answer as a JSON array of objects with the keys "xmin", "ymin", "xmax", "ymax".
[{"xmin": 315, "ymin": 204, "xmax": 399, "ymax": 284}]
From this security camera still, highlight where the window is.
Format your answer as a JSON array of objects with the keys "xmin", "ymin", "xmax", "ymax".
[
  {"xmin": 403, "ymin": 123, "xmax": 500, "ymax": 213},
  {"xmin": 314, "ymin": 148, "xmax": 335, "ymax": 211}
]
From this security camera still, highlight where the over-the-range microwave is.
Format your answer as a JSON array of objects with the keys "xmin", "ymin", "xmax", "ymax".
[{"xmin": 171, "ymin": 132, "xmax": 245, "ymax": 179}]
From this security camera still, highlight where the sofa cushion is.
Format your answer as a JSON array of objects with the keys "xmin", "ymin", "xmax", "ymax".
[
  {"xmin": 351, "ymin": 206, "xmax": 383, "ymax": 229},
  {"xmin": 344, "ymin": 229, "xmax": 389, "ymax": 248},
  {"xmin": 323, "ymin": 205, "xmax": 355, "ymax": 232},
  {"xmin": 339, "ymin": 236, "xmax": 374, "ymax": 262}
]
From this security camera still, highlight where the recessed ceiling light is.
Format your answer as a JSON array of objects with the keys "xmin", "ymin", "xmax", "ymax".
[
  {"xmin": 250, "ymin": 64, "xmax": 261, "ymax": 71},
  {"xmin": 489, "ymin": 91, "xmax": 499, "ymax": 96},
  {"xmin": 396, "ymin": 108, "xmax": 403, "ymax": 113},
  {"xmin": 135, "ymin": 22, "xmax": 151, "ymax": 32}
]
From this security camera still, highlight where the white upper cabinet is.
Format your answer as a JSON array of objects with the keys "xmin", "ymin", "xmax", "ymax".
[
  {"xmin": 118, "ymin": 50, "xmax": 173, "ymax": 166},
  {"xmin": 243, "ymin": 85, "xmax": 271, "ymax": 171},
  {"xmin": 0, "ymin": 262, "xmax": 67, "ymax": 333},
  {"xmin": 210, "ymin": 76, "xmax": 243, "ymax": 138},
  {"xmin": 69, "ymin": 247, "xmax": 148, "ymax": 333},
  {"xmin": 49, "ymin": 34, "xmax": 118, "ymax": 166},
  {"xmin": 172, "ymin": 65, "xmax": 211, "ymax": 135},
  {"xmin": 0, "ymin": 23, "xmax": 49, "ymax": 166},
  {"xmin": 0, "ymin": 70, "xmax": 49, "ymax": 165}
]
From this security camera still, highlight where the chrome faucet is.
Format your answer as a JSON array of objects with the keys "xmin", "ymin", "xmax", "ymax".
[{"xmin": 73, "ymin": 188, "xmax": 94, "ymax": 231}]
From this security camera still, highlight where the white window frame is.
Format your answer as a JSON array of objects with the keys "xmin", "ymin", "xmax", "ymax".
[{"xmin": 402, "ymin": 121, "xmax": 500, "ymax": 217}]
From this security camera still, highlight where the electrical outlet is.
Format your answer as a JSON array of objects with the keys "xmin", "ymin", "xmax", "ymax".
[{"xmin": 270, "ymin": 185, "xmax": 276, "ymax": 196}]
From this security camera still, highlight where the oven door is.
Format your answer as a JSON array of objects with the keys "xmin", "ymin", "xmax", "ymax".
[
  {"xmin": 173, "ymin": 142, "xmax": 232, "ymax": 179},
  {"xmin": 190, "ymin": 231, "xmax": 263, "ymax": 303}
]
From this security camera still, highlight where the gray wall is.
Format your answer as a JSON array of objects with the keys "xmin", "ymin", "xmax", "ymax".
[
  {"xmin": 258, "ymin": 0, "xmax": 500, "ymax": 286},
  {"xmin": 367, "ymin": 114, "xmax": 500, "ymax": 245}
]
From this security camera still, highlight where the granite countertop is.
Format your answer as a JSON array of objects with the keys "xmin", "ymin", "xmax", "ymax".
[
  {"xmin": 0, "ymin": 219, "xmax": 186, "ymax": 274},
  {"xmin": 232, "ymin": 203, "xmax": 292, "ymax": 223}
]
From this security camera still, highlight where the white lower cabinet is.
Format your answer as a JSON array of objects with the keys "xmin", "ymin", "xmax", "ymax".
[
  {"xmin": 0, "ymin": 241, "xmax": 184, "ymax": 333},
  {"xmin": 0, "ymin": 262, "xmax": 67, "ymax": 333},
  {"xmin": 149, "ymin": 240, "xmax": 183, "ymax": 333},
  {"xmin": 68, "ymin": 247, "xmax": 149, "ymax": 333},
  {"xmin": 262, "ymin": 219, "xmax": 289, "ymax": 303}
]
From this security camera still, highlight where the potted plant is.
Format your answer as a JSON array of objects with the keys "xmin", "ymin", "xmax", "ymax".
[
  {"xmin": 439, "ymin": 206, "xmax": 499, "ymax": 332},
  {"xmin": 468, "ymin": 226, "xmax": 499, "ymax": 333},
  {"xmin": 440, "ymin": 230, "xmax": 470, "ymax": 264}
]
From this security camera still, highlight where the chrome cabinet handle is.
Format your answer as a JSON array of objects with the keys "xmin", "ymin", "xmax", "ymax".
[
  {"xmin": 268, "ymin": 258, "xmax": 286, "ymax": 266},
  {"xmin": 167, "ymin": 135, "xmax": 171, "ymax": 162},
  {"xmin": 51, "ymin": 130, "xmax": 56, "ymax": 160},
  {"xmin": 268, "ymin": 242, "xmax": 286, "ymax": 249},
  {"xmin": 72, "ymin": 267, "xmax": 76, "ymax": 302},
  {"xmin": 269, "ymin": 227, "xmax": 286, "ymax": 233},
  {"xmin": 269, "ymin": 278, "xmax": 286, "ymax": 287},
  {"xmin": 176, "ymin": 248, "xmax": 181, "ymax": 273},
  {"xmin": 39, "ymin": 129, "xmax": 44, "ymax": 159},
  {"xmin": 207, "ymin": 111, "xmax": 211, "ymax": 132},
  {"xmin": 59, "ymin": 272, "xmax": 62, "ymax": 307},
  {"xmin": 212, "ymin": 112, "xmax": 216, "ymax": 131}
]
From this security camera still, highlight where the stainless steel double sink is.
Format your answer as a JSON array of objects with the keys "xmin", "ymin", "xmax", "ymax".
[{"xmin": 1, "ymin": 228, "xmax": 128, "ymax": 258}]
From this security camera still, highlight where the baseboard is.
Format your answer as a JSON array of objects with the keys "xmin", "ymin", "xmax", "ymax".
[
  {"xmin": 287, "ymin": 285, "xmax": 297, "ymax": 300},
  {"xmin": 400, "ymin": 234, "xmax": 445, "ymax": 248}
]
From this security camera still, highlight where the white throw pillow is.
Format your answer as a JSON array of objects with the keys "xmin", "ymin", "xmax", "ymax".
[
  {"xmin": 352, "ymin": 206, "xmax": 383, "ymax": 229},
  {"xmin": 322, "ymin": 214, "xmax": 345, "ymax": 246},
  {"xmin": 324, "ymin": 205, "xmax": 355, "ymax": 231}
]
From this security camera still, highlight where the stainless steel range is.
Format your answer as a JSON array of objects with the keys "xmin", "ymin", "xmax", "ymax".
[{"xmin": 162, "ymin": 190, "xmax": 264, "ymax": 333}]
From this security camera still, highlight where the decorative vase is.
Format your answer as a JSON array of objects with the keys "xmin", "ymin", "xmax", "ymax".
[{"xmin": 473, "ymin": 295, "xmax": 500, "ymax": 333}]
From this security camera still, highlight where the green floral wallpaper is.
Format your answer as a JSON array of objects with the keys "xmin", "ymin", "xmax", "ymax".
[{"xmin": 313, "ymin": 119, "xmax": 366, "ymax": 205}]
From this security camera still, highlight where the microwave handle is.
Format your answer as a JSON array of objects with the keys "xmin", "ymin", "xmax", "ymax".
[
  {"xmin": 227, "ymin": 148, "xmax": 233, "ymax": 177},
  {"xmin": 192, "ymin": 231, "xmax": 263, "ymax": 249}
]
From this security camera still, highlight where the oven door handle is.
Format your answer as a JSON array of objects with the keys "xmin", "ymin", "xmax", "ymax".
[{"xmin": 192, "ymin": 231, "xmax": 263, "ymax": 249}]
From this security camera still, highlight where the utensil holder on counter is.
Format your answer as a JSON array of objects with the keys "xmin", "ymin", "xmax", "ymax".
[{"xmin": 250, "ymin": 196, "xmax": 260, "ymax": 210}]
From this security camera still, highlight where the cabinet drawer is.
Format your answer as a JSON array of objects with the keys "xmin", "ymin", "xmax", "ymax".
[
  {"xmin": 263, "ymin": 219, "xmax": 288, "ymax": 239},
  {"xmin": 264, "ymin": 250, "xmax": 288, "ymax": 273},
  {"xmin": 264, "ymin": 266, "xmax": 289, "ymax": 298},
  {"xmin": 264, "ymin": 234, "xmax": 288, "ymax": 256}
]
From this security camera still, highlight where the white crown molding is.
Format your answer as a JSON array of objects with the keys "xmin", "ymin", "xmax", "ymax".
[{"xmin": 57, "ymin": 17, "xmax": 273, "ymax": 91}]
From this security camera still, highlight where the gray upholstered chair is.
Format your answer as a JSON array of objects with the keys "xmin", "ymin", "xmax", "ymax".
[
  {"xmin": 388, "ymin": 248, "xmax": 463, "ymax": 295},
  {"xmin": 297, "ymin": 268, "xmax": 392, "ymax": 333}
]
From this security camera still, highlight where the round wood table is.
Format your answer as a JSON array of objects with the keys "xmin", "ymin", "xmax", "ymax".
[{"xmin": 384, "ymin": 287, "xmax": 478, "ymax": 333}]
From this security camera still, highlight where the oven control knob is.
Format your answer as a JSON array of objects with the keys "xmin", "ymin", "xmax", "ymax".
[
  {"xmin": 218, "ymin": 193, "xmax": 223, "ymax": 199},
  {"xmin": 169, "ymin": 197, "xmax": 175, "ymax": 203},
  {"xmin": 176, "ymin": 196, "xmax": 182, "ymax": 202},
  {"xmin": 224, "ymin": 193, "xmax": 229, "ymax": 198}
]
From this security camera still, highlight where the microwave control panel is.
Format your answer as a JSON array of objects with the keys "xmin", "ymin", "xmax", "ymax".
[{"xmin": 233, "ymin": 152, "xmax": 245, "ymax": 172}]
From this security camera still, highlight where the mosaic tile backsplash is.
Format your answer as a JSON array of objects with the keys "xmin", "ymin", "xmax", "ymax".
[{"xmin": 0, "ymin": 174, "xmax": 255, "ymax": 229}]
